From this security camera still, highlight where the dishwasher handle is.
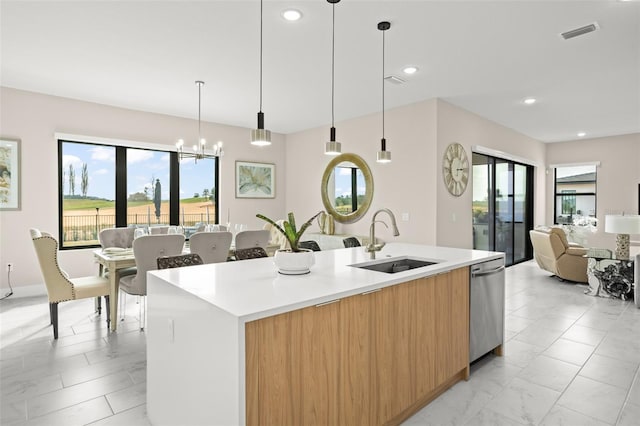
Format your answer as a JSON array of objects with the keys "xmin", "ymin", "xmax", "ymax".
[{"xmin": 471, "ymin": 265, "xmax": 505, "ymax": 277}]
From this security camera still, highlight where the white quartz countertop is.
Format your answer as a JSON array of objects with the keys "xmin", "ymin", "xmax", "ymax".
[{"xmin": 148, "ymin": 243, "xmax": 504, "ymax": 322}]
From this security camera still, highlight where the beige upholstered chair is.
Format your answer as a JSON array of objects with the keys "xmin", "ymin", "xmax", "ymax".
[
  {"xmin": 635, "ymin": 253, "xmax": 640, "ymax": 309},
  {"xmin": 30, "ymin": 228, "xmax": 111, "ymax": 339},
  {"xmin": 235, "ymin": 230, "xmax": 270, "ymax": 250},
  {"xmin": 189, "ymin": 231, "xmax": 232, "ymax": 264},
  {"xmin": 529, "ymin": 226, "xmax": 588, "ymax": 283},
  {"xmin": 119, "ymin": 234, "xmax": 185, "ymax": 330},
  {"xmin": 263, "ymin": 221, "xmax": 288, "ymax": 249}
]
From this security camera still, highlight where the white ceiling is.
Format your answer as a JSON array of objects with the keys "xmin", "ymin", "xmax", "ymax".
[{"xmin": 1, "ymin": 0, "xmax": 639, "ymax": 143}]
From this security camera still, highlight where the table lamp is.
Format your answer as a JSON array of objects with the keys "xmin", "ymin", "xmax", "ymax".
[{"xmin": 604, "ymin": 214, "xmax": 640, "ymax": 260}]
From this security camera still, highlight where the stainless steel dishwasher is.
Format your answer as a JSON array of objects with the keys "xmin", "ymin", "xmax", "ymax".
[{"xmin": 469, "ymin": 257, "xmax": 505, "ymax": 363}]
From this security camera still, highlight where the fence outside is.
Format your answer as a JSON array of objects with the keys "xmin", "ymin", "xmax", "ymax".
[{"xmin": 62, "ymin": 212, "xmax": 218, "ymax": 246}]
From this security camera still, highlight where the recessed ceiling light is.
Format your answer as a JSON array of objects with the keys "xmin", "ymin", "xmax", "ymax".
[
  {"xmin": 282, "ymin": 9, "xmax": 302, "ymax": 21},
  {"xmin": 577, "ymin": 132, "xmax": 586, "ymax": 137},
  {"xmin": 523, "ymin": 98, "xmax": 536, "ymax": 105},
  {"xmin": 402, "ymin": 66, "xmax": 418, "ymax": 75}
]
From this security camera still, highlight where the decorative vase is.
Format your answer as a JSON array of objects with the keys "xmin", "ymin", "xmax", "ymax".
[
  {"xmin": 317, "ymin": 212, "xmax": 327, "ymax": 234},
  {"xmin": 326, "ymin": 215, "xmax": 335, "ymax": 235},
  {"xmin": 273, "ymin": 249, "xmax": 315, "ymax": 275}
]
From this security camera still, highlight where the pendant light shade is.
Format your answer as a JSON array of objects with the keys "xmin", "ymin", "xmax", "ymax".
[
  {"xmin": 377, "ymin": 21, "xmax": 391, "ymax": 163},
  {"xmin": 325, "ymin": 0, "xmax": 341, "ymax": 156},
  {"xmin": 251, "ymin": 0, "xmax": 271, "ymax": 146}
]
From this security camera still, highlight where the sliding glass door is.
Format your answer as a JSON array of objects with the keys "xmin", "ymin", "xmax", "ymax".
[{"xmin": 472, "ymin": 153, "xmax": 533, "ymax": 266}]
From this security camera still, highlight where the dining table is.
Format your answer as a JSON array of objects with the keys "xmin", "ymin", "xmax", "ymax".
[
  {"xmin": 93, "ymin": 242, "xmax": 281, "ymax": 331},
  {"xmin": 93, "ymin": 248, "xmax": 136, "ymax": 332}
]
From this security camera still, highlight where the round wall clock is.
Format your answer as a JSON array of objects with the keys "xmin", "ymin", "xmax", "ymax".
[{"xmin": 442, "ymin": 143, "xmax": 469, "ymax": 197}]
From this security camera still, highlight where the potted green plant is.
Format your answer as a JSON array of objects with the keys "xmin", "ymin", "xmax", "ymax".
[{"xmin": 256, "ymin": 211, "xmax": 323, "ymax": 275}]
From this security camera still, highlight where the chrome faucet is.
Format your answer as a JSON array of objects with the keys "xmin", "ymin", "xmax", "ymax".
[{"xmin": 365, "ymin": 208, "xmax": 400, "ymax": 259}]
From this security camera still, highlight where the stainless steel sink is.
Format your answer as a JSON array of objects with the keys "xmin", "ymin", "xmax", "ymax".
[{"xmin": 350, "ymin": 256, "xmax": 440, "ymax": 274}]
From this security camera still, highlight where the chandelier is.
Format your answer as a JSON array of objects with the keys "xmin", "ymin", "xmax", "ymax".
[{"xmin": 176, "ymin": 80, "xmax": 224, "ymax": 163}]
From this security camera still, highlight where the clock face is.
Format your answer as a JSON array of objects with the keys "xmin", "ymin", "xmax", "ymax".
[{"xmin": 442, "ymin": 143, "xmax": 469, "ymax": 196}]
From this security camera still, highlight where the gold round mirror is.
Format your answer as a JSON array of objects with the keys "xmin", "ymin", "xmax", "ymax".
[{"xmin": 321, "ymin": 153, "xmax": 374, "ymax": 224}]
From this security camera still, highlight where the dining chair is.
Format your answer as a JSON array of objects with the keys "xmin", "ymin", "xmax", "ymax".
[
  {"xmin": 98, "ymin": 227, "xmax": 137, "ymax": 278},
  {"xmin": 99, "ymin": 227, "xmax": 135, "ymax": 249},
  {"xmin": 157, "ymin": 253, "xmax": 204, "ymax": 269},
  {"xmin": 235, "ymin": 247, "xmax": 268, "ymax": 260},
  {"xmin": 119, "ymin": 234, "xmax": 185, "ymax": 330},
  {"xmin": 149, "ymin": 226, "xmax": 170, "ymax": 235},
  {"xmin": 235, "ymin": 230, "xmax": 270, "ymax": 250},
  {"xmin": 299, "ymin": 240, "xmax": 321, "ymax": 251},
  {"xmin": 189, "ymin": 231, "xmax": 233, "ymax": 264},
  {"xmin": 30, "ymin": 228, "xmax": 111, "ymax": 339},
  {"xmin": 343, "ymin": 237, "xmax": 361, "ymax": 248},
  {"xmin": 263, "ymin": 220, "xmax": 289, "ymax": 249},
  {"xmin": 97, "ymin": 227, "xmax": 137, "ymax": 314}
]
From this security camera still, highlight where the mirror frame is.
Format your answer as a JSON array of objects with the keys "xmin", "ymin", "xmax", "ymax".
[{"xmin": 321, "ymin": 153, "xmax": 374, "ymax": 224}]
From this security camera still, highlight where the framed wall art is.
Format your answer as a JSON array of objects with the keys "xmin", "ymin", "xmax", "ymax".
[
  {"xmin": 0, "ymin": 139, "xmax": 21, "ymax": 210},
  {"xmin": 235, "ymin": 161, "xmax": 275, "ymax": 199}
]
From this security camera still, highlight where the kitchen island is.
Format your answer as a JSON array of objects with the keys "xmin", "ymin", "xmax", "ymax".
[{"xmin": 146, "ymin": 243, "xmax": 504, "ymax": 426}]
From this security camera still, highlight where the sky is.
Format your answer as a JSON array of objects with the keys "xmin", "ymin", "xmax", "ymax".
[{"xmin": 61, "ymin": 142, "xmax": 215, "ymax": 200}]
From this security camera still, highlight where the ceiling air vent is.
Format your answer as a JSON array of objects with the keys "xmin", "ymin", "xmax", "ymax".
[
  {"xmin": 384, "ymin": 75, "xmax": 405, "ymax": 85},
  {"xmin": 560, "ymin": 22, "xmax": 599, "ymax": 40}
]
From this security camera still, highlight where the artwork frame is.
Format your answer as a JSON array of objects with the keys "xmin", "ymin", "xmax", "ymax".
[
  {"xmin": 235, "ymin": 161, "xmax": 275, "ymax": 199},
  {"xmin": 0, "ymin": 139, "xmax": 21, "ymax": 211}
]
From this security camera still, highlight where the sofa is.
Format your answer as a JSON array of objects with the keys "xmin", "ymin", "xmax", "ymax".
[{"xmin": 529, "ymin": 226, "xmax": 588, "ymax": 283}]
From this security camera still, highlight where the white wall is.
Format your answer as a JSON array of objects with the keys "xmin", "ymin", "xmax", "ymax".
[
  {"xmin": 285, "ymin": 99, "xmax": 438, "ymax": 245},
  {"xmin": 545, "ymin": 133, "xmax": 640, "ymax": 248},
  {"xmin": 285, "ymin": 98, "xmax": 547, "ymax": 250},
  {"xmin": 435, "ymin": 100, "xmax": 547, "ymax": 248},
  {"xmin": 0, "ymin": 87, "xmax": 287, "ymax": 294}
]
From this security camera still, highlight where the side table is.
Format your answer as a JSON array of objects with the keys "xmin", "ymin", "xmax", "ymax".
[{"xmin": 586, "ymin": 257, "xmax": 635, "ymax": 300}]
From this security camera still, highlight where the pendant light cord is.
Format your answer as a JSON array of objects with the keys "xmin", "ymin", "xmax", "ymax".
[
  {"xmin": 198, "ymin": 82, "xmax": 202, "ymax": 142},
  {"xmin": 259, "ymin": 0, "xmax": 263, "ymax": 113},
  {"xmin": 382, "ymin": 28, "xmax": 385, "ymax": 139},
  {"xmin": 331, "ymin": 2, "xmax": 335, "ymax": 127}
]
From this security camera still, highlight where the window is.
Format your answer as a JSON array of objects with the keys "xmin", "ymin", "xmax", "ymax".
[
  {"xmin": 333, "ymin": 164, "xmax": 365, "ymax": 215},
  {"xmin": 554, "ymin": 165, "xmax": 597, "ymax": 225},
  {"xmin": 58, "ymin": 140, "xmax": 219, "ymax": 249}
]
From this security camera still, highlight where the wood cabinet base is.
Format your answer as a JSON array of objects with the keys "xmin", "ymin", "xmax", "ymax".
[
  {"xmin": 386, "ymin": 368, "xmax": 468, "ymax": 426},
  {"xmin": 246, "ymin": 268, "xmax": 470, "ymax": 426}
]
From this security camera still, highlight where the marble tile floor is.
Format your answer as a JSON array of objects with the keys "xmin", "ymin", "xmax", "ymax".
[{"xmin": 1, "ymin": 260, "xmax": 638, "ymax": 425}]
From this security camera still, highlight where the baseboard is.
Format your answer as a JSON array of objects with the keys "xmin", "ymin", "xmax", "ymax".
[{"xmin": 1, "ymin": 283, "xmax": 47, "ymax": 299}]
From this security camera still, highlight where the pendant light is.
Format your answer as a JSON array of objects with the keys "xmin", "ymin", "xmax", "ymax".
[
  {"xmin": 377, "ymin": 21, "xmax": 391, "ymax": 163},
  {"xmin": 325, "ymin": 0, "xmax": 341, "ymax": 156},
  {"xmin": 176, "ymin": 80, "xmax": 224, "ymax": 163},
  {"xmin": 251, "ymin": 0, "xmax": 271, "ymax": 146}
]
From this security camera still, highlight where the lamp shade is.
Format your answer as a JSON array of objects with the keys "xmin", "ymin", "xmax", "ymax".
[{"xmin": 604, "ymin": 215, "xmax": 640, "ymax": 234}]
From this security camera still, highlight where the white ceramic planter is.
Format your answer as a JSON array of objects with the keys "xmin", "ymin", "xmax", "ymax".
[{"xmin": 273, "ymin": 249, "xmax": 315, "ymax": 275}]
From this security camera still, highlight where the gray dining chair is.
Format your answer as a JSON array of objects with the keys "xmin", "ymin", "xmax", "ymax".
[
  {"xmin": 235, "ymin": 230, "xmax": 270, "ymax": 250},
  {"xmin": 299, "ymin": 240, "xmax": 321, "ymax": 251},
  {"xmin": 235, "ymin": 247, "xmax": 268, "ymax": 260},
  {"xmin": 99, "ymin": 227, "xmax": 135, "ymax": 249},
  {"xmin": 98, "ymin": 227, "xmax": 137, "ymax": 277},
  {"xmin": 157, "ymin": 253, "xmax": 204, "ymax": 269},
  {"xmin": 149, "ymin": 226, "xmax": 170, "ymax": 235},
  {"xmin": 189, "ymin": 231, "xmax": 233, "ymax": 264},
  {"xmin": 119, "ymin": 234, "xmax": 185, "ymax": 330},
  {"xmin": 97, "ymin": 227, "xmax": 137, "ymax": 314},
  {"xmin": 343, "ymin": 237, "xmax": 361, "ymax": 248}
]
